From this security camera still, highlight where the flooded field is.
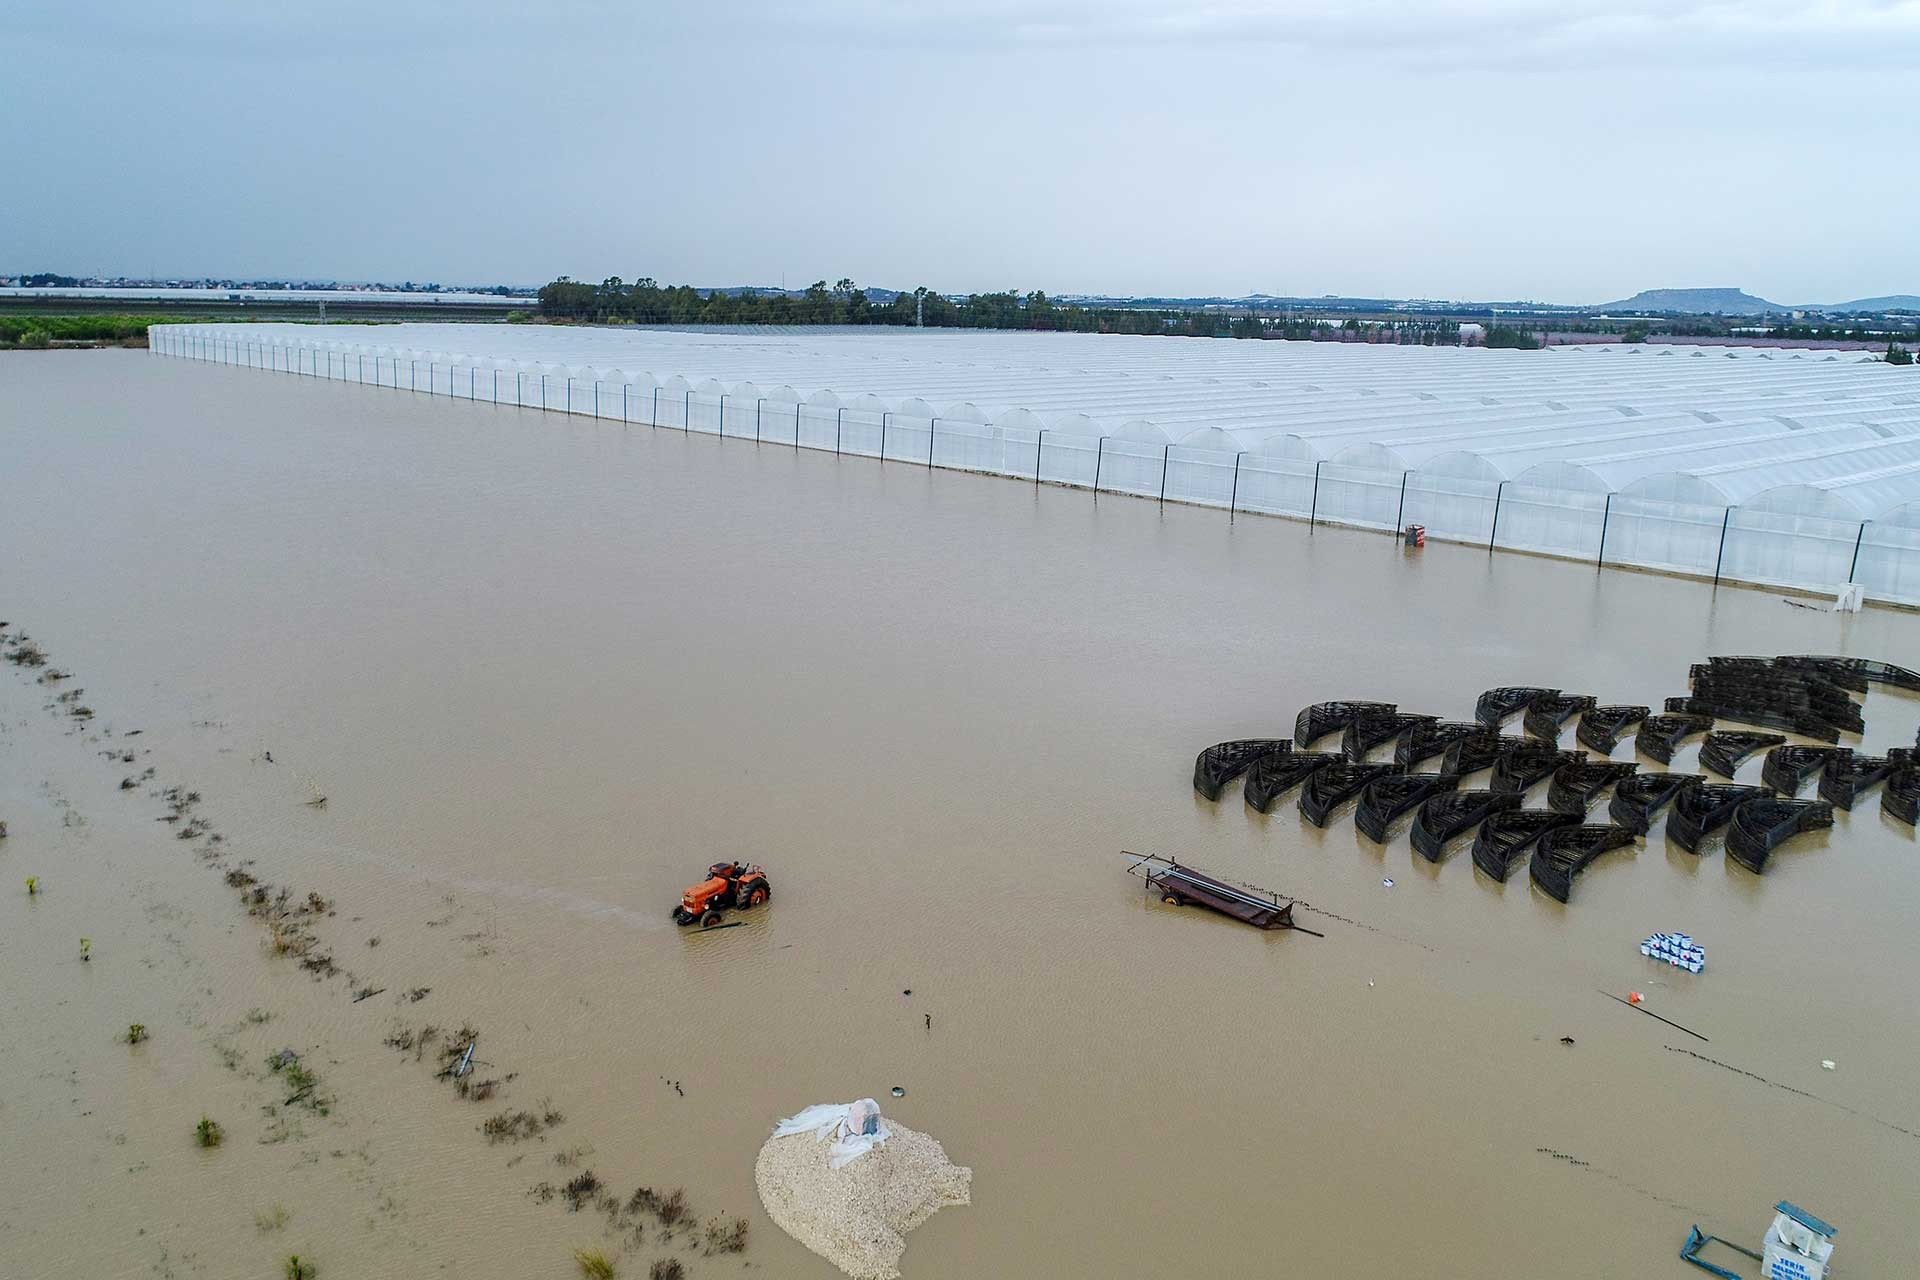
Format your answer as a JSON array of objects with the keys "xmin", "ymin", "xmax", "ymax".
[{"xmin": 3, "ymin": 350, "xmax": 1917, "ymax": 1278}]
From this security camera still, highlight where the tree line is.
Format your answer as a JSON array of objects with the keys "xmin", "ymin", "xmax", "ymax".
[
  {"xmin": 537, "ymin": 277, "xmax": 1193, "ymax": 334},
  {"xmin": 536, "ymin": 277, "xmax": 1481, "ymax": 345}
]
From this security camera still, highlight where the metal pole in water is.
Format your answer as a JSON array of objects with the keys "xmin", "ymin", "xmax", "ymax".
[
  {"xmin": 1394, "ymin": 469, "xmax": 1410, "ymax": 536},
  {"xmin": 1309, "ymin": 460, "xmax": 1324, "ymax": 529},
  {"xmin": 1848, "ymin": 520, "xmax": 1869, "ymax": 582},
  {"xmin": 623, "ymin": 383, "xmax": 629, "ymax": 422},
  {"xmin": 1712, "ymin": 507, "xmax": 1734, "ymax": 584},
  {"xmin": 651, "ymin": 387, "xmax": 658, "ymax": 426},
  {"xmin": 836, "ymin": 407, "xmax": 844, "ymax": 454},
  {"xmin": 1039, "ymin": 431, "xmax": 1050, "ymax": 488},
  {"xmin": 1488, "ymin": 480, "xmax": 1509, "ymax": 553},
  {"xmin": 1093, "ymin": 437, "xmax": 1107, "ymax": 493},
  {"xmin": 928, "ymin": 418, "xmax": 938, "ymax": 466},
  {"xmin": 683, "ymin": 390, "xmax": 691, "ymax": 432},
  {"xmin": 1158, "ymin": 443, "xmax": 1169, "ymax": 503},
  {"xmin": 1596, "ymin": 492, "xmax": 1614, "ymax": 567},
  {"xmin": 718, "ymin": 394, "xmax": 727, "ymax": 436},
  {"xmin": 1229, "ymin": 451, "xmax": 1243, "ymax": 515},
  {"xmin": 880, "ymin": 412, "xmax": 891, "ymax": 462},
  {"xmin": 756, "ymin": 398, "xmax": 764, "ymax": 442}
]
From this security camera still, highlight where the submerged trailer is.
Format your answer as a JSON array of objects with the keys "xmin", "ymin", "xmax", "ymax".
[{"xmin": 1123, "ymin": 852, "xmax": 1322, "ymax": 934}]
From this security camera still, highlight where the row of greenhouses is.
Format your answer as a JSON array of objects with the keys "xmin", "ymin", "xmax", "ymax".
[{"xmin": 152, "ymin": 323, "xmax": 1920, "ymax": 605}]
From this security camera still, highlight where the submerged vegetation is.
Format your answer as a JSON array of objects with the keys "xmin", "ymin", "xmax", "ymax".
[{"xmin": 2, "ymin": 620, "xmax": 749, "ymax": 1270}]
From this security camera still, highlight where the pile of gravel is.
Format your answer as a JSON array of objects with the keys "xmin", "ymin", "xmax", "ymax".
[{"xmin": 754, "ymin": 1117, "xmax": 971, "ymax": 1280}]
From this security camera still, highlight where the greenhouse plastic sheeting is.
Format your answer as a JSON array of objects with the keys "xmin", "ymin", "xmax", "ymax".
[
  {"xmin": 772, "ymin": 1100, "xmax": 892, "ymax": 1168},
  {"xmin": 152, "ymin": 323, "xmax": 1920, "ymax": 604}
]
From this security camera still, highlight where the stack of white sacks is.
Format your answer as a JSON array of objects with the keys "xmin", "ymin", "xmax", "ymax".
[{"xmin": 1641, "ymin": 931, "xmax": 1705, "ymax": 973}]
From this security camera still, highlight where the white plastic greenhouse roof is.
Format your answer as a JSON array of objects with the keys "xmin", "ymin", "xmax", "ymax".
[{"xmin": 183, "ymin": 322, "xmax": 1920, "ymax": 518}]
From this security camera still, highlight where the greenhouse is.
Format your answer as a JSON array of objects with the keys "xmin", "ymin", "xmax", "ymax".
[{"xmin": 152, "ymin": 323, "xmax": 1920, "ymax": 605}]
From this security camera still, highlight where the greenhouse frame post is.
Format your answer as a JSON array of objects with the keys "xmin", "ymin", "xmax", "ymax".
[
  {"xmin": 540, "ymin": 375, "xmax": 547, "ymax": 410},
  {"xmin": 755, "ymin": 398, "xmax": 764, "ymax": 442},
  {"xmin": 718, "ymin": 394, "xmax": 727, "ymax": 436},
  {"xmin": 651, "ymin": 388, "xmax": 659, "ymax": 426},
  {"xmin": 836, "ymin": 408, "xmax": 844, "ymax": 454},
  {"xmin": 881, "ymin": 412, "xmax": 891, "ymax": 462},
  {"xmin": 594, "ymin": 380, "xmax": 600, "ymax": 417},
  {"xmin": 794, "ymin": 403, "xmax": 803, "ymax": 448},
  {"xmin": 411, "ymin": 360, "xmax": 417, "ymax": 392},
  {"xmin": 684, "ymin": 390, "xmax": 692, "ymax": 432},
  {"xmin": 1309, "ymin": 460, "xmax": 1325, "ymax": 529},
  {"xmin": 1488, "ymin": 480, "xmax": 1509, "ymax": 553},
  {"xmin": 567, "ymin": 378, "xmax": 573, "ymax": 414},
  {"xmin": 1596, "ymin": 492, "xmax": 1614, "ymax": 567},
  {"xmin": 1229, "ymin": 452, "xmax": 1244, "ymax": 515},
  {"xmin": 1158, "ymin": 443, "xmax": 1169, "ymax": 503},
  {"xmin": 1093, "ymin": 437, "xmax": 1108, "ymax": 493},
  {"xmin": 1848, "ymin": 521, "xmax": 1869, "ymax": 582},
  {"xmin": 1712, "ymin": 507, "xmax": 1734, "ymax": 584},
  {"xmin": 623, "ymin": 382, "xmax": 629, "ymax": 422},
  {"xmin": 1393, "ymin": 469, "xmax": 1410, "ymax": 536},
  {"xmin": 928, "ymin": 419, "xmax": 938, "ymax": 466},
  {"xmin": 1037, "ymin": 431, "xmax": 1048, "ymax": 487}
]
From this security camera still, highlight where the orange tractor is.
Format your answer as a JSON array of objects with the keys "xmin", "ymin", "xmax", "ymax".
[{"xmin": 672, "ymin": 861, "xmax": 772, "ymax": 928}]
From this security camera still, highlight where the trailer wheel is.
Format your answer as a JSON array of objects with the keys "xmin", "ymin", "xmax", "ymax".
[
  {"xmin": 700, "ymin": 911, "xmax": 724, "ymax": 928},
  {"xmin": 1162, "ymin": 893, "xmax": 1183, "ymax": 906}
]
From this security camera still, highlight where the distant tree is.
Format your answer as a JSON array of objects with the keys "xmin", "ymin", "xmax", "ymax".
[
  {"xmin": 1485, "ymin": 325, "xmax": 1542, "ymax": 350},
  {"xmin": 1621, "ymin": 323, "xmax": 1650, "ymax": 343},
  {"xmin": 1888, "ymin": 343, "xmax": 1914, "ymax": 366}
]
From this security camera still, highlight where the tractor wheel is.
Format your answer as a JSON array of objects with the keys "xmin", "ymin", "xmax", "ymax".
[
  {"xmin": 699, "ymin": 911, "xmax": 724, "ymax": 929},
  {"xmin": 1162, "ymin": 893, "xmax": 1183, "ymax": 906},
  {"xmin": 746, "ymin": 887, "xmax": 768, "ymax": 908}
]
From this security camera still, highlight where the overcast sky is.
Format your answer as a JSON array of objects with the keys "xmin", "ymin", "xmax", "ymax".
[{"xmin": 8, "ymin": 0, "xmax": 1918, "ymax": 303}]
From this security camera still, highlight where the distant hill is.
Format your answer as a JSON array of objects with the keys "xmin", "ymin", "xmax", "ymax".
[
  {"xmin": 1597, "ymin": 288, "xmax": 1782, "ymax": 315},
  {"xmin": 1816, "ymin": 295, "xmax": 1920, "ymax": 313}
]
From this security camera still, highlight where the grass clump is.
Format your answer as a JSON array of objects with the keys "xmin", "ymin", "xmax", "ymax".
[
  {"xmin": 4, "ymin": 635, "xmax": 48, "ymax": 666},
  {"xmin": 194, "ymin": 1116, "xmax": 224, "ymax": 1148},
  {"xmin": 481, "ymin": 1109, "xmax": 543, "ymax": 1143},
  {"xmin": 127, "ymin": 1023, "xmax": 148, "ymax": 1045},
  {"xmin": 649, "ymin": 1261, "xmax": 684, "ymax": 1280},
  {"xmin": 704, "ymin": 1216, "xmax": 748, "ymax": 1254},
  {"xmin": 267, "ymin": 1048, "xmax": 321, "ymax": 1106},
  {"xmin": 284, "ymin": 1255, "xmax": 314, "ymax": 1280},
  {"xmin": 560, "ymin": 1170, "xmax": 601, "ymax": 1211},
  {"xmin": 572, "ymin": 1248, "xmax": 616, "ymax": 1279},
  {"xmin": 254, "ymin": 1204, "xmax": 291, "ymax": 1233}
]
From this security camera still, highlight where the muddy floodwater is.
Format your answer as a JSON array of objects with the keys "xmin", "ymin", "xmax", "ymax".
[{"xmin": 3, "ymin": 351, "xmax": 1918, "ymax": 1278}]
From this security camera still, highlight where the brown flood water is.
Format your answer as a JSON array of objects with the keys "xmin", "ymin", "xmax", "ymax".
[{"xmin": 3, "ymin": 350, "xmax": 1918, "ymax": 1278}]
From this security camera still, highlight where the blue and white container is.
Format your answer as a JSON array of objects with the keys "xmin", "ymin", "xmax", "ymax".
[{"xmin": 1641, "ymin": 931, "xmax": 1705, "ymax": 973}]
